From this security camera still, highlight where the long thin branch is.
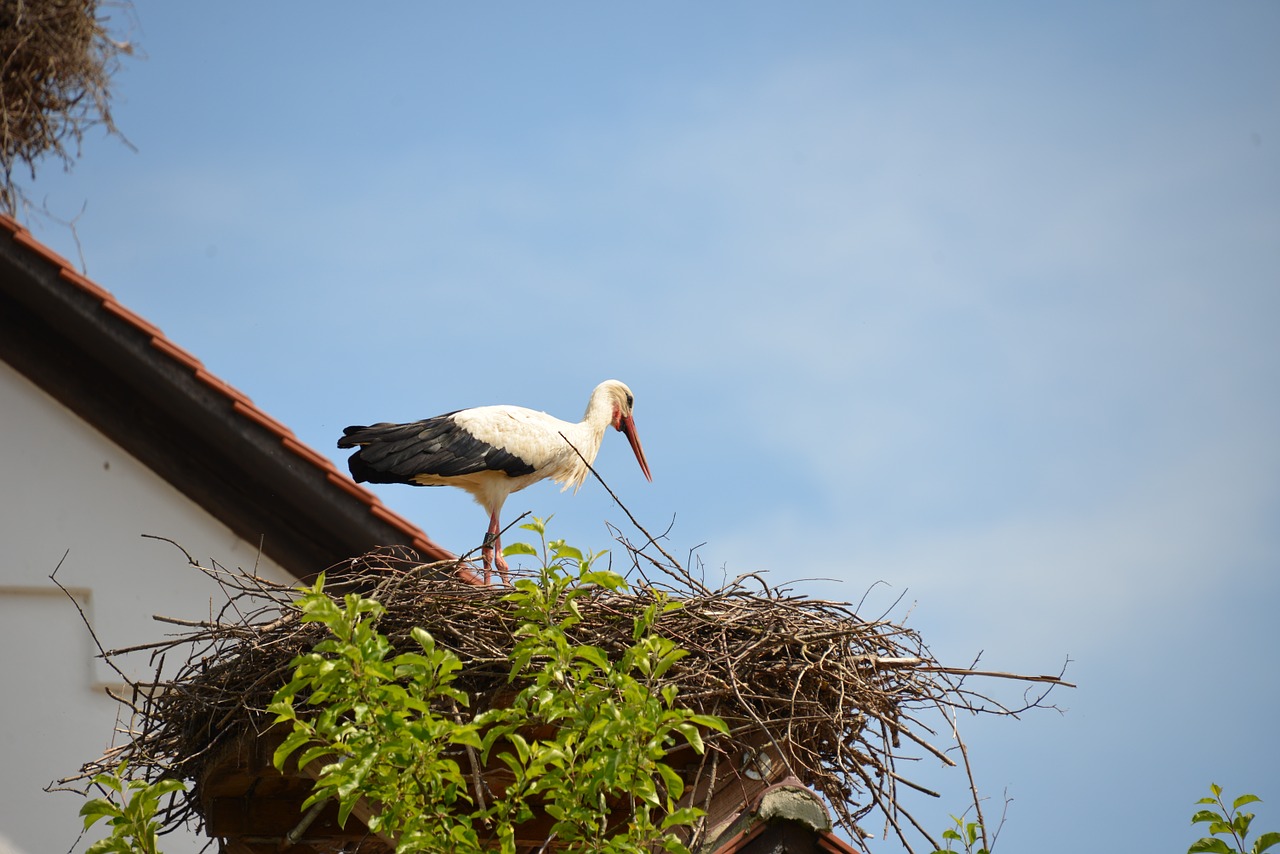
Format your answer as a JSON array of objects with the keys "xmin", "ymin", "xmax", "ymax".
[{"xmin": 558, "ymin": 431, "xmax": 709, "ymax": 595}]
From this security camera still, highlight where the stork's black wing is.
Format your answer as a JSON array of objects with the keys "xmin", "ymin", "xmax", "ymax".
[{"xmin": 338, "ymin": 413, "xmax": 536, "ymax": 484}]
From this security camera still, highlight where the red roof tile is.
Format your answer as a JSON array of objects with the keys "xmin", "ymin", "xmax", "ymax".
[
  {"xmin": 327, "ymin": 470, "xmax": 381, "ymax": 505},
  {"xmin": 370, "ymin": 503, "xmax": 421, "ymax": 532},
  {"xmin": 282, "ymin": 435, "xmax": 338, "ymax": 473},
  {"xmin": 149, "ymin": 335, "xmax": 205, "ymax": 372},
  {"xmin": 233, "ymin": 399, "xmax": 296, "ymax": 440},
  {"xmin": 59, "ymin": 267, "xmax": 114, "ymax": 302},
  {"xmin": 12, "ymin": 228, "xmax": 74, "ymax": 269},
  {"xmin": 102, "ymin": 298, "xmax": 165, "ymax": 338},
  {"xmin": 193, "ymin": 368, "xmax": 255, "ymax": 406}
]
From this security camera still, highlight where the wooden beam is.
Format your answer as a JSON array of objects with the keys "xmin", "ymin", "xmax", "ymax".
[{"xmin": 206, "ymin": 795, "xmax": 361, "ymax": 840}]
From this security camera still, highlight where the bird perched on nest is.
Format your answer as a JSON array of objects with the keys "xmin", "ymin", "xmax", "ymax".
[{"xmin": 338, "ymin": 379, "xmax": 653, "ymax": 585}]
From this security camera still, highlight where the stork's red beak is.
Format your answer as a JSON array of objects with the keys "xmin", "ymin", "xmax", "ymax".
[{"xmin": 619, "ymin": 414, "xmax": 653, "ymax": 482}]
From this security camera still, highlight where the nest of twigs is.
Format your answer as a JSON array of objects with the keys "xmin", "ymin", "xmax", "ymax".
[
  {"xmin": 62, "ymin": 528, "xmax": 1070, "ymax": 852},
  {"xmin": 0, "ymin": 0, "xmax": 133, "ymax": 210}
]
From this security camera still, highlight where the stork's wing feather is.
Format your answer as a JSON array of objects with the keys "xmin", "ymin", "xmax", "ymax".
[{"xmin": 338, "ymin": 412, "xmax": 537, "ymax": 485}]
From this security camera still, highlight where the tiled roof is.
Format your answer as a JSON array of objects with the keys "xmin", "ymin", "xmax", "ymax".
[{"xmin": 0, "ymin": 213, "xmax": 462, "ymax": 575}]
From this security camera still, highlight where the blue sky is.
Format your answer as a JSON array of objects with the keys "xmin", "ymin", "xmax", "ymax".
[{"xmin": 19, "ymin": 2, "xmax": 1280, "ymax": 851}]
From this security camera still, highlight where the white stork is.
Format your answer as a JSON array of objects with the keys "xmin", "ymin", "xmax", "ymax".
[{"xmin": 338, "ymin": 379, "xmax": 652, "ymax": 584}]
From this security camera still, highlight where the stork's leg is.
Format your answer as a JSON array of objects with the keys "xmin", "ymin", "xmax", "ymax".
[
  {"xmin": 494, "ymin": 535, "xmax": 510, "ymax": 586},
  {"xmin": 481, "ymin": 518, "xmax": 496, "ymax": 585},
  {"xmin": 481, "ymin": 511, "xmax": 510, "ymax": 586}
]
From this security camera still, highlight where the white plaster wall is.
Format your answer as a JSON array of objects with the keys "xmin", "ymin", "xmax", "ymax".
[{"xmin": 0, "ymin": 361, "xmax": 299, "ymax": 854}]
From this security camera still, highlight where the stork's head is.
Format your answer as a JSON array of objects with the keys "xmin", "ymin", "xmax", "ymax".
[{"xmin": 597, "ymin": 379, "xmax": 653, "ymax": 482}]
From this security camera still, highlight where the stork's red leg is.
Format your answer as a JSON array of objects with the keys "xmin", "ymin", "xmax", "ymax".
[
  {"xmin": 481, "ymin": 516, "xmax": 497, "ymax": 585},
  {"xmin": 493, "ymin": 537, "xmax": 510, "ymax": 586},
  {"xmin": 481, "ymin": 511, "xmax": 510, "ymax": 586}
]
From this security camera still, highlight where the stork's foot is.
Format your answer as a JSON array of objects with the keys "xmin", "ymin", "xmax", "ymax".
[{"xmin": 481, "ymin": 544, "xmax": 511, "ymax": 587}]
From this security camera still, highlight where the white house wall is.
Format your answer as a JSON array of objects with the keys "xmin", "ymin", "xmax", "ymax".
[{"xmin": 0, "ymin": 360, "xmax": 299, "ymax": 854}]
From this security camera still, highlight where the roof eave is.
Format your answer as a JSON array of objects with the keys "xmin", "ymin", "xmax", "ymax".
[{"xmin": 0, "ymin": 216, "xmax": 453, "ymax": 579}]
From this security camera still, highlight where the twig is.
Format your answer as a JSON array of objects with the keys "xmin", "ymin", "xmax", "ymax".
[
  {"xmin": 49, "ymin": 551, "xmax": 134, "ymax": 687},
  {"xmin": 558, "ymin": 432, "xmax": 709, "ymax": 595}
]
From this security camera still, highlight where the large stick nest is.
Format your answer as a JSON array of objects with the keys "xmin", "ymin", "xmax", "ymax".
[
  {"xmin": 0, "ymin": 0, "xmax": 133, "ymax": 211},
  {"xmin": 64, "ymin": 532, "xmax": 1070, "ymax": 852}
]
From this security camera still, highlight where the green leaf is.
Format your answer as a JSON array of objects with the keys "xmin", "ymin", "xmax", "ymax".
[
  {"xmin": 656, "ymin": 762, "xmax": 685, "ymax": 801},
  {"xmin": 503, "ymin": 542, "xmax": 538, "ymax": 557},
  {"xmin": 336, "ymin": 792, "xmax": 357, "ymax": 827},
  {"xmin": 297, "ymin": 744, "xmax": 339, "ymax": 771},
  {"xmin": 1194, "ymin": 810, "xmax": 1227, "ymax": 825},
  {"xmin": 410, "ymin": 626, "xmax": 435, "ymax": 650},
  {"xmin": 79, "ymin": 798, "xmax": 120, "ymax": 829},
  {"xmin": 90, "ymin": 770, "xmax": 125, "ymax": 795},
  {"xmin": 1189, "ymin": 838, "xmax": 1234, "ymax": 854},
  {"xmin": 272, "ymin": 727, "xmax": 313, "ymax": 771},
  {"xmin": 689, "ymin": 713, "xmax": 729, "ymax": 734},
  {"xmin": 150, "ymin": 778, "xmax": 186, "ymax": 798},
  {"xmin": 1235, "ymin": 794, "xmax": 1263, "ymax": 810},
  {"xmin": 1253, "ymin": 831, "xmax": 1280, "ymax": 854},
  {"xmin": 552, "ymin": 543, "xmax": 584, "ymax": 562},
  {"xmin": 662, "ymin": 806, "xmax": 704, "ymax": 830},
  {"xmin": 451, "ymin": 727, "xmax": 483, "ymax": 750},
  {"xmin": 966, "ymin": 821, "xmax": 981, "ymax": 846},
  {"xmin": 651, "ymin": 647, "xmax": 689, "ymax": 680},
  {"xmin": 520, "ymin": 517, "xmax": 548, "ymax": 535},
  {"xmin": 574, "ymin": 646, "xmax": 610, "ymax": 672},
  {"xmin": 674, "ymin": 722, "xmax": 705, "ymax": 754},
  {"xmin": 507, "ymin": 732, "xmax": 531, "ymax": 765}
]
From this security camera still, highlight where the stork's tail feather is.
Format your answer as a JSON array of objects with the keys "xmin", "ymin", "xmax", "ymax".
[
  {"xmin": 337, "ymin": 419, "xmax": 459, "ymax": 486},
  {"xmin": 343, "ymin": 452, "xmax": 376, "ymax": 484},
  {"xmin": 339, "ymin": 421, "xmax": 444, "ymax": 447},
  {"xmin": 337, "ymin": 423, "xmax": 420, "ymax": 484},
  {"xmin": 336, "ymin": 425, "xmax": 369, "ymax": 449}
]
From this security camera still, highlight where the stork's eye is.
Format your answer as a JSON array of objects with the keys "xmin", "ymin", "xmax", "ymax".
[{"xmin": 626, "ymin": 394, "xmax": 634, "ymax": 408}]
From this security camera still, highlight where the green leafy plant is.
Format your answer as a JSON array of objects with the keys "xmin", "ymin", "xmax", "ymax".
[
  {"xmin": 78, "ymin": 764, "xmax": 186, "ymax": 854},
  {"xmin": 483, "ymin": 517, "xmax": 726, "ymax": 852},
  {"xmin": 268, "ymin": 578, "xmax": 484, "ymax": 851},
  {"xmin": 931, "ymin": 814, "xmax": 989, "ymax": 854},
  {"xmin": 269, "ymin": 518, "xmax": 726, "ymax": 854},
  {"xmin": 1190, "ymin": 784, "xmax": 1279, "ymax": 854}
]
